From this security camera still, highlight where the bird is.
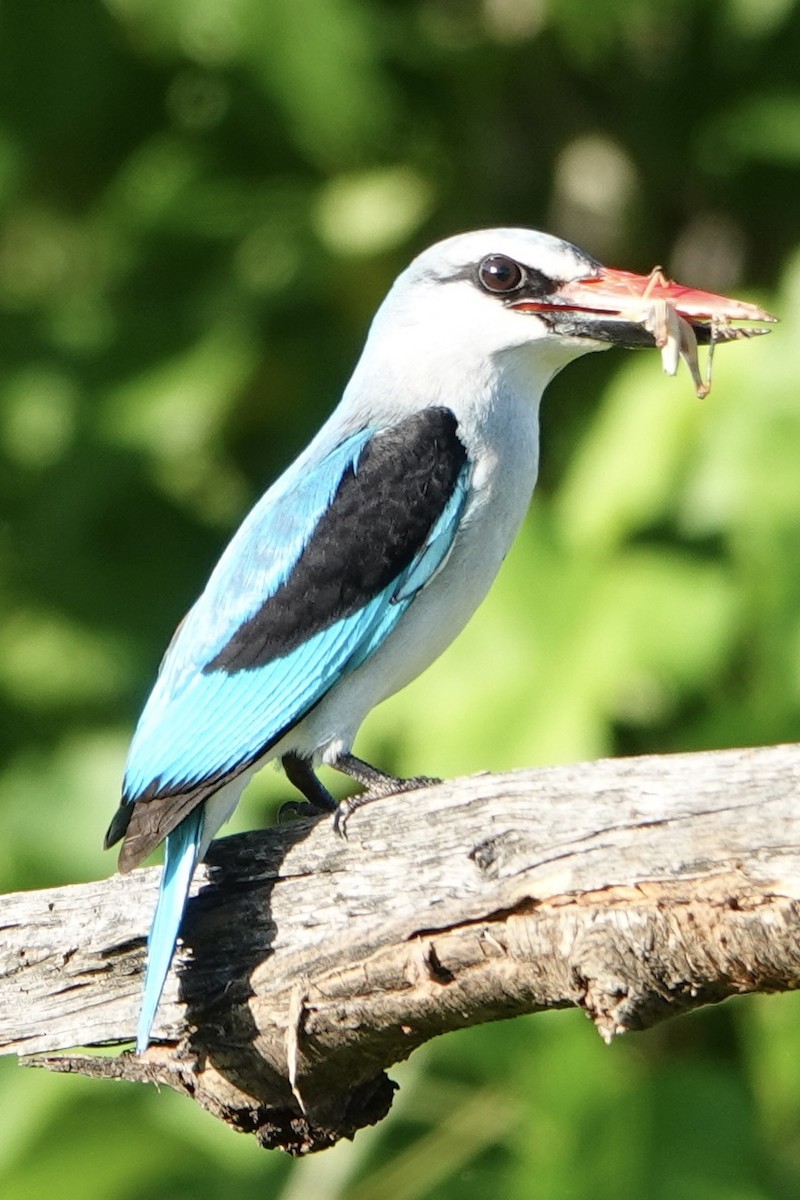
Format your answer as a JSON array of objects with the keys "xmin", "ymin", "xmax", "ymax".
[{"xmin": 104, "ymin": 227, "xmax": 774, "ymax": 1052}]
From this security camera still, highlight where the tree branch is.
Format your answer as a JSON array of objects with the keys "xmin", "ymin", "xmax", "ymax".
[{"xmin": 2, "ymin": 743, "xmax": 800, "ymax": 1154}]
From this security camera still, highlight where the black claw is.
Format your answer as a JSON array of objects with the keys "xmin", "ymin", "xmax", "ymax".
[
  {"xmin": 332, "ymin": 799, "xmax": 354, "ymax": 840},
  {"xmin": 278, "ymin": 799, "xmax": 330, "ymax": 824},
  {"xmin": 329, "ymin": 759, "xmax": 440, "ymax": 836}
]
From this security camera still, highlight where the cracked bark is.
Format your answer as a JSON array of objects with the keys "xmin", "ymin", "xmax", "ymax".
[{"xmin": 2, "ymin": 742, "xmax": 799, "ymax": 1155}]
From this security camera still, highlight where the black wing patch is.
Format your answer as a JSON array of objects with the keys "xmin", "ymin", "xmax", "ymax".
[{"xmin": 205, "ymin": 406, "xmax": 468, "ymax": 674}]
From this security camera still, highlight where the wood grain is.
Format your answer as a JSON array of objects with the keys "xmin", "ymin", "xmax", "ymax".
[{"xmin": 4, "ymin": 742, "xmax": 800, "ymax": 1153}]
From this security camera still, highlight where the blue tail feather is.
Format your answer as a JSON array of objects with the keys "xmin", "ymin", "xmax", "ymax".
[{"xmin": 136, "ymin": 808, "xmax": 204, "ymax": 1054}]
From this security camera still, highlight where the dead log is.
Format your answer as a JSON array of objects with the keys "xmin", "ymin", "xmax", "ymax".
[{"xmin": 2, "ymin": 742, "xmax": 799, "ymax": 1154}]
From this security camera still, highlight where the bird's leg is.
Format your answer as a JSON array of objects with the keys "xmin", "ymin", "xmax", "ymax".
[
  {"xmin": 333, "ymin": 752, "xmax": 441, "ymax": 796},
  {"xmin": 330, "ymin": 753, "xmax": 440, "ymax": 837},
  {"xmin": 280, "ymin": 752, "xmax": 337, "ymax": 821}
]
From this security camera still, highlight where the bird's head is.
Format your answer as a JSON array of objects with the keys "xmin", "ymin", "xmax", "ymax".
[{"xmin": 365, "ymin": 228, "xmax": 773, "ymax": 393}]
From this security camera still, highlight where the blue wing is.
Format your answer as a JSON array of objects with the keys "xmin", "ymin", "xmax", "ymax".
[
  {"xmin": 122, "ymin": 410, "xmax": 471, "ymax": 815},
  {"xmin": 122, "ymin": 427, "xmax": 373, "ymax": 801}
]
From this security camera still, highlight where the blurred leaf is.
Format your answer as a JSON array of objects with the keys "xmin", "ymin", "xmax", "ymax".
[
  {"xmin": 314, "ymin": 166, "xmax": 434, "ymax": 256},
  {"xmin": 0, "ymin": 610, "xmax": 133, "ymax": 709},
  {"xmin": 555, "ymin": 354, "xmax": 706, "ymax": 554},
  {"xmin": 700, "ymin": 93, "xmax": 800, "ymax": 172}
]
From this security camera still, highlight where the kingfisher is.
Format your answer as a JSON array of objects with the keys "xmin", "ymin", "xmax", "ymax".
[{"xmin": 104, "ymin": 227, "xmax": 773, "ymax": 1051}]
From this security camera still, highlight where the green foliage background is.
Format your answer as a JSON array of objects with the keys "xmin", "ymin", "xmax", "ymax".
[{"xmin": 1, "ymin": 0, "xmax": 800, "ymax": 1196}]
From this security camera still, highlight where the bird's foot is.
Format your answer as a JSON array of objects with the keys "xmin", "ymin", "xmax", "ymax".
[
  {"xmin": 277, "ymin": 798, "xmax": 332, "ymax": 824},
  {"xmin": 331, "ymin": 754, "xmax": 440, "ymax": 837}
]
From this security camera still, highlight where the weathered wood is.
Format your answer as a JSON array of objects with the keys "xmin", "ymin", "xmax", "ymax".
[{"xmin": 3, "ymin": 743, "xmax": 800, "ymax": 1154}]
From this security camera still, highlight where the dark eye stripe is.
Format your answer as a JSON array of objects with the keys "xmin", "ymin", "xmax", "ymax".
[{"xmin": 520, "ymin": 267, "xmax": 556, "ymax": 297}]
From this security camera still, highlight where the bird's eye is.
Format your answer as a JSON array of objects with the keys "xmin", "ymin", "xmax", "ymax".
[{"xmin": 478, "ymin": 254, "xmax": 525, "ymax": 294}]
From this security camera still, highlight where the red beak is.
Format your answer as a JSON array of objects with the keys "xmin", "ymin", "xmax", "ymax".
[
  {"xmin": 558, "ymin": 265, "xmax": 774, "ymax": 324},
  {"xmin": 510, "ymin": 264, "xmax": 776, "ymax": 347}
]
